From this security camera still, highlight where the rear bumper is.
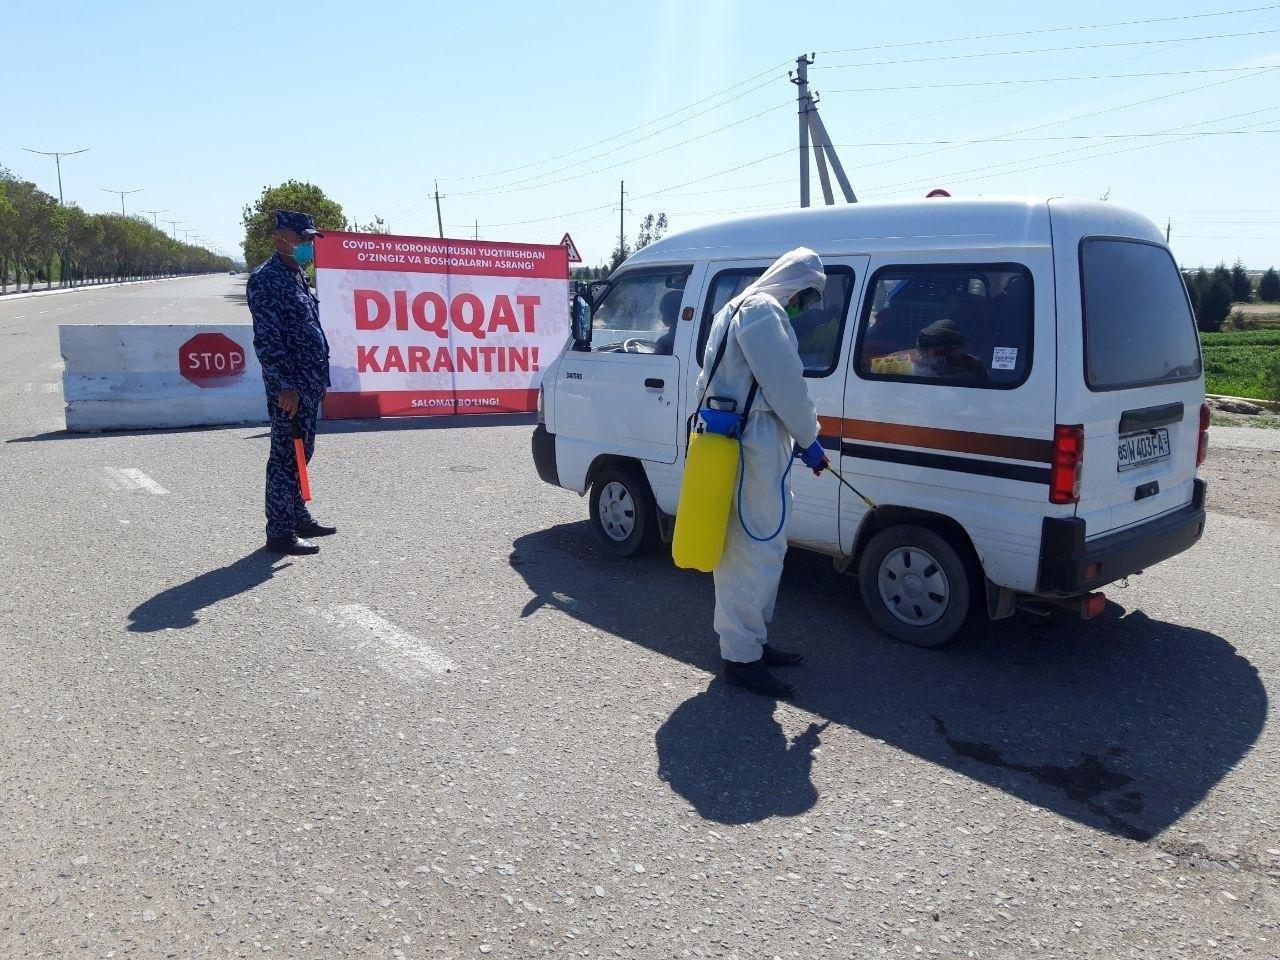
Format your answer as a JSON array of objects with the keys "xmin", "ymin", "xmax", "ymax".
[
  {"xmin": 532, "ymin": 424, "xmax": 560, "ymax": 487},
  {"xmin": 1037, "ymin": 479, "xmax": 1207, "ymax": 594}
]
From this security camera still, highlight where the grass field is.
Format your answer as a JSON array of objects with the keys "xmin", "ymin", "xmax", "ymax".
[{"xmin": 1201, "ymin": 310, "xmax": 1280, "ymax": 400}]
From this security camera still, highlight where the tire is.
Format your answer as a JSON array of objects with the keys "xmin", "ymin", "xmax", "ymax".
[
  {"xmin": 588, "ymin": 463, "xmax": 659, "ymax": 558},
  {"xmin": 857, "ymin": 524, "xmax": 972, "ymax": 648}
]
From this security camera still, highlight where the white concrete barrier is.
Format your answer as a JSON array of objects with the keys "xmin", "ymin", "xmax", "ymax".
[{"xmin": 61, "ymin": 324, "xmax": 269, "ymax": 431}]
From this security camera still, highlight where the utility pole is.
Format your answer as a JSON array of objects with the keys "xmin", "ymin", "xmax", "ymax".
[
  {"xmin": 1166, "ymin": 219, "xmax": 1172, "ymax": 244},
  {"xmin": 140, "ymin": 208, "xmax": 169, "ymax": 229},
  {"xmin": 617, "ymin": 180, "xmax": 628, "ymax": 259},
  {"xmin": 474, "ymin": 220, "xmax": 479, "ymax": 241},
  {"xmin": 434, "ymin": 181, "xmax": 444, "ymax": 238},
  {"xmin": 22, "ymin": 147, "xmax": 89, "ymax": 204},
  {"xmin": 165, "ymin": 219, "xmax": 181, "ymax": 239},
  {"xmin": 807, "ymin": 107, "xmax": 857, "ymax": 203},
  {"xmin": 791, "ymin": 54, "xmax": 814, "ymax": 208},
  {"xmin": 101, "ymin": 187, "xmax": 142, "ymax": 216},
  {"xmin": 789, "ymin": 53, "xmax": 857, "ymax": 207}
]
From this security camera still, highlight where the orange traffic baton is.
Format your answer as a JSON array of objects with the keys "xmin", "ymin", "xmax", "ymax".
[{"xmin": 290, "ymin": 418, "xmax": 312, "ymax": 503}]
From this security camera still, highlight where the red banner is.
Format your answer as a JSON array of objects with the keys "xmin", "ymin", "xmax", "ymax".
[{"xmin": 315, "ymin": 231, "xmax": 569, "ymax": 419}]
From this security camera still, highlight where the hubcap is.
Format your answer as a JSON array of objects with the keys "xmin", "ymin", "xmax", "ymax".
[
  {"xmin": 877, "ymin": 546, "xmax": 949, "ymax": 627},
  {"xmin": 599, "ymin": 481, "xmax": 636, "ymax": 542}
]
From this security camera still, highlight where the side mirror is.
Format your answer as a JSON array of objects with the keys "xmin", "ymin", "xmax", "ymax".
[
  {"xmin": 588, "ymin": 280, "xmax": 610, "ymax": 305},
  {"xmin": 571, "ymin": 295, "xmax": 593, "ymax": 348}
]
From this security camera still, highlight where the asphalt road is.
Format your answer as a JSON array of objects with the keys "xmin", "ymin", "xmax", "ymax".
[{"xmin": 1, "ymin": 278, "xmax": 1277, "ymax": 958}]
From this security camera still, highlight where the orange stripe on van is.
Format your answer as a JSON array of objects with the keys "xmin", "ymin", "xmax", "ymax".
[{"xmin": 818, "ymin": 417, "xmax": 1053, "ymax": 464}]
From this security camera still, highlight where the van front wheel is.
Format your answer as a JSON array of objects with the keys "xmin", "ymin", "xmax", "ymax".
[
  {"xmin": 857, "ymin": 524, "xmax": 970, "ymax": 648},
  {"xmin": 589, "ymin": 464, "xmax": 658, "ymax": 558}
]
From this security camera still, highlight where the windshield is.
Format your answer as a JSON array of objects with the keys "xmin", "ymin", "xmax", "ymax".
[
  {"xmin": 1081, "ymin": 239, "xmax": 1202, "ymax": 390},
  {"xmin": 591, "ymin": 269, "xmax": 690, "ymax": 351}
]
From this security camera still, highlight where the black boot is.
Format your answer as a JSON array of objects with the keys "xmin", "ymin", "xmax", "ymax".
[
  {"xmin": 266, "ymin": 534, "xmax": 320, "ymax": 555},
  {"xmin": 761, "ymin": 643, "xmax": 804, "ymax": 667},
  {"xmin": 723, "ymin": 658, "xmax": 795, "ymax": 699},
  {"xmin": 296, "ymin": 519, "xmax": 337, "ymax": 537}
]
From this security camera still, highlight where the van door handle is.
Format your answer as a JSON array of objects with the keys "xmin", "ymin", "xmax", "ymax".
[{"xmin": 644, "ymin": 378, "xmax": 664, "ymax": 389}]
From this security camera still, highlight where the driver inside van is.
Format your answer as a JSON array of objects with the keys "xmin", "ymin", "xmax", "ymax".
[{"xmin": 654, "ymin": 289, "xmax": 682, "ymax": 355}]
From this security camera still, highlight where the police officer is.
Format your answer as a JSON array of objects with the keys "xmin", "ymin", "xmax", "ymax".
[{"xmin": 247, "ymin": 210, "xmax": 334, "ymax": 555}]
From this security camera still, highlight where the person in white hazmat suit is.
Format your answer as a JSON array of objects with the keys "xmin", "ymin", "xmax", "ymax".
[{"xmin": 695, "ymin": 248, "xmax": 831, "ymax": 699}]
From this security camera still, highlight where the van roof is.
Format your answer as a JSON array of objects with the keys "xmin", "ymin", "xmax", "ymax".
[{"xmin": 624, "ymin": 197, "xmax": 1164, "ymax": 266}]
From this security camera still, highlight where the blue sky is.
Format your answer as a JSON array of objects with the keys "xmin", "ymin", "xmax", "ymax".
[{"xmin": 3, "ymin": 0, "xmax": 1279, "ymax": 268}]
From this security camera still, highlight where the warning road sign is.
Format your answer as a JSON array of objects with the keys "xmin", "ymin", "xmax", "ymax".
[{"xmin": 560, "ymin": 233, "xmax": 582, "ymax": 263}]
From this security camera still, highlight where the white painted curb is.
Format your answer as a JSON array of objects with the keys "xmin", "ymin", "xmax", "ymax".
[
  {"xmin": 61, "ymin": 324, "xmax": 268, "ymax": 431},
  {"xmin": 1, "ymin": 274, "xmax": 218, "ymax": 303}
]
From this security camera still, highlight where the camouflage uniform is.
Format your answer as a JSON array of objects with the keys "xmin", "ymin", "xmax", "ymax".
[{"xmin": 247, "ymin": 211, "xmax": 330, "ymax": 541}]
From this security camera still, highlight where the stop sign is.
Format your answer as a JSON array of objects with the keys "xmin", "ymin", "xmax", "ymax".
[{"xmin": 179, "ymin": 332, "xmax": 246, "ymax": 388}]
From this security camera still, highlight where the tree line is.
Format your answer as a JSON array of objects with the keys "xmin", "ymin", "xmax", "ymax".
[
  {"xmin": 1184, "ymin": 261, "xmax": 1280, "ymax": 332},
  {"xmin": 0, "ymin": 167, "xmax": 233, "ymax": 294}
]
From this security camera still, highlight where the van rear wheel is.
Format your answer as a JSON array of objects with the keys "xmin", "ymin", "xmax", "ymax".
[
  {"xmin": 857, "ymin": 524, "xmax": 971, "ymax": 648},
  {"xmin": 589, "ymin": 463, "xmax": 658, "ymax": 558}
]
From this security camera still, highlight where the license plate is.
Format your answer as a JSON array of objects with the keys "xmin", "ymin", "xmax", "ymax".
[{"xmin": 1117, "ymin": 428, "xmax": 1170, "ymax": 472}]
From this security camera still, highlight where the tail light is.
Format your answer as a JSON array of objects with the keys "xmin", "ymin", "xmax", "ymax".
[
  {"xmin": 1197, "ymin": 401, "xmax": 1210, "ymax": 466},
  {"xmin": 537, "ymin": 385, "xmax": 545, "ymax": 424},
  {"xmin": 1050, "ymin": 424, "xmax": 1084, "ymax": 505}
]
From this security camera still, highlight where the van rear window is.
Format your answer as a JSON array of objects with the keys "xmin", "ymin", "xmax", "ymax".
[{"xmin": 1080, "ymin": 238, "xmax": 1202, "ymax": 391}]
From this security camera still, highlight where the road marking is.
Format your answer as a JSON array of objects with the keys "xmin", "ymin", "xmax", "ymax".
[
  {"xmin": 49, "ymin": 361, "xmax": 64, "ymax": 371},
  {"xmin": 323, "ymin": 604, "xmax": 456, "ymax": 677},
  {"xmin": 102, "ymin": 468, "xmax": 169, "ymax": 495},
  {"xmin": 43, "ymin": 383, "xmax": 60, "ymax": 394}
]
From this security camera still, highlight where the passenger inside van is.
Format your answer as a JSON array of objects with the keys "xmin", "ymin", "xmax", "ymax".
[{"xmin": 912, "ymin": 318, "xmax": 991, "ymax": 386}]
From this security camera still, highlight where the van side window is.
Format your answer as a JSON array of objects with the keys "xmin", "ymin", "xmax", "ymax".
[
  {"xmin": 591, "ymin": 268, "xmax": 691, "ymax": 354},
  {"xmin": 698, "ymin": 266, "xmax": 856, "ymax": 377},
  {"xmin": 855, "ymin": 264, "xmax": 1033, "ymax": 389}
]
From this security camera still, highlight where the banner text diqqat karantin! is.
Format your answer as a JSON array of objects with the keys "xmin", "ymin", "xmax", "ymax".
[{"xmin": 315, "ymin": 231, "xmax": 569, "ymax": 418}]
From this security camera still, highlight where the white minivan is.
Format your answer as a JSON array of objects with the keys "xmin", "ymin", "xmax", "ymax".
[{"xmin": 532, "ymin": 198, "xmax": 1208, "ymax": 647}]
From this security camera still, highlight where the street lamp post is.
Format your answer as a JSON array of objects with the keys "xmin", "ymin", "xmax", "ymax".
[
  {"xmin": 22, "ymin": 147, "xmax": 90, "ymax": 204},
  {"xmin": 101, "ymin": 187, "xmax": 143, "ymax": 216}
]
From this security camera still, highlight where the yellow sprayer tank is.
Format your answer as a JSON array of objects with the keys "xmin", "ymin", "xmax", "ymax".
[{"xmin": 672, "ymin": 425, "xmax": 740, "ymax": 573}]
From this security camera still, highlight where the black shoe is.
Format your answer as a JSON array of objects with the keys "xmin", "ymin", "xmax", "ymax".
[
  {"xmin": 266, "ymin": 534, "xmax": 320, "ymax": 555},
  {"xmin": 761, "ymin": 643, "xmax": 804, "ymax": 668},
  {"xmin": 296, "ymin": 519, "xmax": 337, "ymax": 538},
  {"xmin": 723, "ymin": 658, "xmax": 795, "ymax": 699}
]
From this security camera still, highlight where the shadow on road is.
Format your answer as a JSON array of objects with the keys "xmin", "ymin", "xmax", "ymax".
[
  {"xmin": 510, "ymin": 522, "xmax": 1267, "ymax": 838},
  {"xmin": 127, "ymin": 550, "xmax": 289, "ymax": 632}
]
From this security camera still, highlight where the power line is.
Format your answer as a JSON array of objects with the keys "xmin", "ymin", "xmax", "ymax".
[
  {"xmin": 822, "ymin": 29, "xmax": 1280, "ymax": 70},
  {"xmin": 378, "ymin": 60, "xmax": 793, "ymax": 219},
  {"xmin": 445, "ymin": 101, "xmax": 791, "ymax": 199},
  {"xmin": 860, "ymin": 108, "xmax": 1280, "ymax": 199},
  {"xmin": 829, "ymin": 66, "xmax": 1280, "ymax": 179},
  {"xmin": 826, "ymin": 66, "xmax": 1280, "ymax": 94},
  {"xmin": 819, "ymin": 4, "xmax": 1280, "ymax": 55}
]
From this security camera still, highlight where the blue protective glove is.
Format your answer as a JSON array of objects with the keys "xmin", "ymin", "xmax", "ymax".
[{"xmin": 796, "ymin": 439, "xmax": 830, "ymax": 475}]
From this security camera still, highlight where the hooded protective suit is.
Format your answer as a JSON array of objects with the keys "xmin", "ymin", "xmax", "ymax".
[{"xmin": 694, "ymin": 248, "xmax": 826, "ymax": 663}]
